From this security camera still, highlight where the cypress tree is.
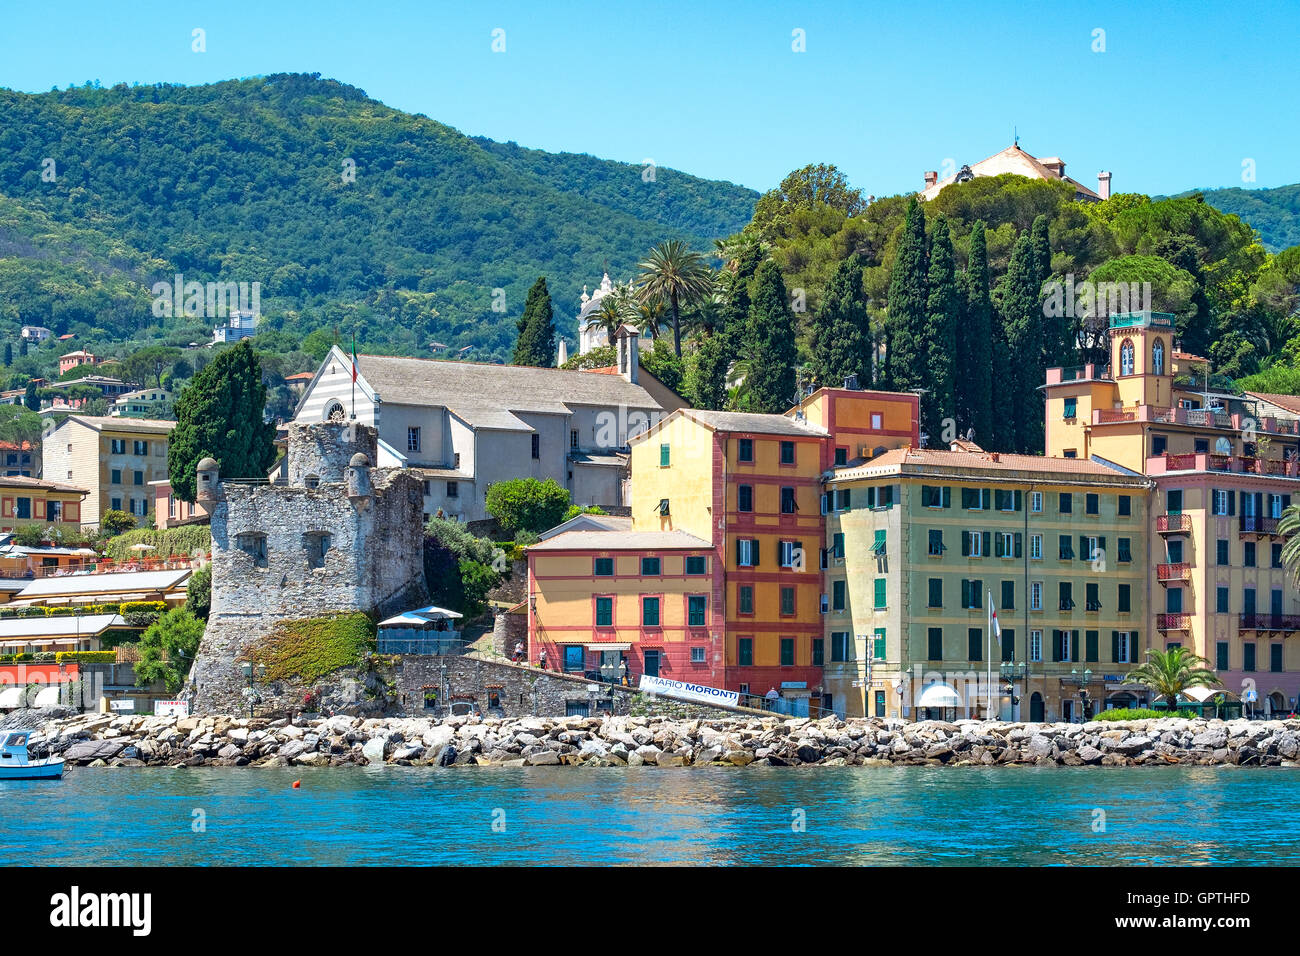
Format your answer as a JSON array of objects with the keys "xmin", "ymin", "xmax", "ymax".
[
  {"xmin": 167, "ymin": 340, "xmax": 277, "ymax": 502},
  {"xmin": 3, "ymin": 342, "xmax": 11, "ymax": 367},
  {"xmin": 1030, "ymin": 214, "xmax": 1071, "ymax": 367},
  {"xmin": 19, "ymin": 338, "xmax": 27, "ymax": 358},
  {"xmin": 923, "ymin": 216, "xmax": 958, "ymax": 444},
  {"xmin": 684, "ymin": 331, "xmax": 730, "ymax": 410},
  {"xmin": 809, "ymin": 254, "xmax": 869, "ymax": 390},
  {"xmin": 23, "ymin": 380, "xmax": 38, "ymax": 412},
  {"xmin": 883, "ymin": 196, "xmax": 928, "ymax": 393},
  {"xmin": 739, "ymin": 261, "xmax": 798, "ymax": 413},
  {"xmin": 511, "ymin": 277, "xmax": 556, "ymax": 367},
  {"xmin": 998, "ymin": 231, "xmax": 1045, "ymax": 453},
  {"xmin": 956, "ymin": 221, "xmax": 995, "ymax": 448}
]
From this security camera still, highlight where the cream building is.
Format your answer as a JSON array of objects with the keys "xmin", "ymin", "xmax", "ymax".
[{"xmin": 41, "ymin": 415, "xmax": 174, "ymax": 528}]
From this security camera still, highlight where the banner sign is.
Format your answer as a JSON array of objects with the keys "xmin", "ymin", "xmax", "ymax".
[
  {"xmin": 639, "ymin": 674, "xmax": 739, "ymax": 708},
  {"xmin": 154, "ymin": 699, "xmax": 189, "ymax": 718}
]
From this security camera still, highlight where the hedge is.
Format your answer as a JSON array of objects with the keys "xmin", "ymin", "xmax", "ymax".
[
  {"xmin": 55, "ymin": 650, "xmax": 116, "ymax": 663},
  {"xmin": 104, "ymin": 525, "xmax": 210, "ymax": 562}
]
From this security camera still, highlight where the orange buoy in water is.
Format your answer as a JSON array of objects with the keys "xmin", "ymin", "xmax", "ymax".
[{"xmin": 292, "ymin": 780, "xmax": 301, "ymax": 789}]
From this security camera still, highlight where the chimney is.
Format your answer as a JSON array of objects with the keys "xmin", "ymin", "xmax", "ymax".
[
  {"xmin": 557, "ymin": 338, "xmax": 568, "ymax": 367},
  {"xmin": 843, "ymin": 373, "xmax": 859, "ymax": 391},
  {"xmin": 923, "ymin": 171, "xmax": 938, "ymax": 189},
  {"xmin": 616, "ymin": 325, "xmax": 639, "ymax": 384},
  {"xmin": 1042, "ymin": 157, "xmax": 1065, "ymax": 179},
  {"xmin": 1097, "ymin": 171, "xmax": 1112, "ymax": 200}
]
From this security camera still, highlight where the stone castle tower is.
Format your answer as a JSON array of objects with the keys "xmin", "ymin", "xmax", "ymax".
[{"xmin": 187, "ymin": 421, "xmax": 428, "ymax": 714}]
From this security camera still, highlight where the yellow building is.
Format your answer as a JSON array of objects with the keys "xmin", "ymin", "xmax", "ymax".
[
  {"xmin": 40, "ymin": 415, "xmax": 174, "ymax": 529},
  {"xmin": 0, "ymin": 476, "xmax": 88, "ymax": 535},
  {"xmin": 823, "ymin": 445, "xmax": 1151, "ymax": 720},
  {"xmin": 1046, "ymin": 310, "xmax": 1300, "ymax": 717}
]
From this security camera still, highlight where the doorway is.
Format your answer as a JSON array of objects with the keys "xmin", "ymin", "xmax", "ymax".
[
  {"xmin": 643, "ymin": 650, "xmax": 660, "ymax": 677},
  {"xmin": 1029, "ymin": 692, "xmax": 1045, "ymax": 722}
]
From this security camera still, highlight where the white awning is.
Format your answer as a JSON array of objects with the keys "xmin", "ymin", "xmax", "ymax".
[
  {"xmin": 916, "ymin": 682, "xmax": 961, "ymax": 708},
  {"xmin": 585, "ymin": 643, "xmax": 632, "ymax": 651},
  {"xmin": 0, "ymin": 687, "xmax": 23, "ymax": 709},
  {"xmin": 33, "ymin": 686, "xmax": 61, "ymax": 708},
  {"xmin": 1183, "ymin": 686, "xmax": 1235, "ymax": 701}
]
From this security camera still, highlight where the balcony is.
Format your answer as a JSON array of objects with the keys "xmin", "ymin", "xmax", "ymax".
[
  {"xmin": 1156, "ymin": 562, "xmax": 1191, "ymax": 583},
  {"xmin": 1147, "ymin": 451, "xmax": 1300, "ymax": 476},
  {"xmin": 1239, "ymin": 614, "xmax": 1300, "ymax": 633},
  {"xmin": 1156, "ymin": 513, "xmax": 1192, "ymax": 534},
  {"xmin": 1157, "ymin": 613, "xmax": 1191, "ymax": 631},
  {"xmin": 1239, "ymin": 515, "xmax": 1282, "ymax": 537},
  {"xmin": 1110, "ymin": 311, "xmax": 1176, "ymax": 330}
]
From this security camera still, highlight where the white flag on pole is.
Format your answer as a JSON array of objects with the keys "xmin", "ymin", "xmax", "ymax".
[{"xmin": 989, "ymin": 592, "xmax": 1001, "ymax": 640}]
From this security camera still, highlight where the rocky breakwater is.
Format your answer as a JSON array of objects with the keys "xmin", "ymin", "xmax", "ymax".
[{"xmin": 26, "ymin": 713, "xmax": 1300, "ymax": 769}]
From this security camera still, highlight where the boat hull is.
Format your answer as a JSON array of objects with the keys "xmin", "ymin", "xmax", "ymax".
[{"xmin": 0, "ymin": 758, "xmax": 64, "ymax": 781}]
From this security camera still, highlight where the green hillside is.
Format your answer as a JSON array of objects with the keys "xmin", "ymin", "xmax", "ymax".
[
  {"xmin": 1175, "ymin": 184, "xmax": 1300, "ymax": 252},
  {"xmin": 0, "ymin": 73, "xmax": 757, "ymax": 361}
]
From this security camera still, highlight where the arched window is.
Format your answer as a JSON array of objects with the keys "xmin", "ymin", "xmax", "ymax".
[
  {"xmin": 1151, "ymin": 338, "xmax": 1165, "ymax": 375},
  {"xmin": 325, "ymin": 401, "xmax": 345, "ymax": 422},
  {"xmin": 1119, "ymin": 339, "xmax": 1135, "ymax": 376},
  {"xmin": 236, "ymin": 532, "xmax": 268, "ymax": 569}
]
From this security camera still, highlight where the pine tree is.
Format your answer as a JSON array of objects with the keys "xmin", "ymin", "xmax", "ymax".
[
  {"xmin": 956, "ymin": 221, "xmax": 995, "ymax": 448},
  {"xmin": 884, "ymin": 196, "xmax": 928, "ymax": 393},
  {"xmin": 167, "ymin": 340, "xmax": 277, "ymax": 502},
  {"xmin": 738, "ymin": 261, "xmax": 798, "ymax": 413},
  {"xmin": 1031, "ymin": 214, "xmax": 1071, "ymax": 367},
  {"xmin": 511, "ymin": 277, "xmax": 556, "ymax": 367},
  {"xmin": 923, "ymin": 216, "xmax": 958, "ymax": 443},
  {"xmin": 810, "ymin": 254, "xmax": 869, "ymax": 390},
  {"xmin": 997, "ymin": 231, "xmax": 1045, "ymax": 453},
  {"xmin": 684, "ymin": 331, "xmax": 730, "ymax": 410}
]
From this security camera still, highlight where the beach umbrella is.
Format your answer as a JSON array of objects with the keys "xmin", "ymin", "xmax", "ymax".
[{"xmin": 129, "ymin": 543, "xmax": 155, "ymax": 552}]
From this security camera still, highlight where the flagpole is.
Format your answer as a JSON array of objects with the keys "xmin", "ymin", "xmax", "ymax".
[
  {"xmin": 987, "ymin": 589, "xmax": 993, "ymax": 720},
  {"xmin": 350, "ymin": 335, "xmax": 357, "ymax": 421}
]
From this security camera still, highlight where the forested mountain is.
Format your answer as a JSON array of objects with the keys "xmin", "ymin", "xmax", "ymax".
[
  {"xmin": 0, "ymin": 73, "xmax": 757, "ymax": 362},
  {"xmin": 1187, "ymin": 184, "xmax": 1300, "ymax": 253}
]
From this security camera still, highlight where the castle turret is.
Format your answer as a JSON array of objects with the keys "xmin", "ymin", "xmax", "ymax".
[
  {"xmin": 346, "ymin": 451, "xmax": 372, "ymax": 509},
  {"xmin": 196, "ymin": 457, "xmax": 222, "ymax": 504}
]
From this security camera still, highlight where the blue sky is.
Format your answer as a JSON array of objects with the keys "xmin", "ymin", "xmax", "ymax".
[{"xmin": 1, "ymin": 0, "xmax": 1296, "ymax": 197}]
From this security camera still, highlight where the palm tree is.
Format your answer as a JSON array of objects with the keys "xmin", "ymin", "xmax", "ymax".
[
  {"xmin": 1280, "ymin": 502, "xmax": 1300, "ymax": 584},
  {"xmin": 636, "ymin": 240, "xmax": 714, "ymax": 357},
  {"xmin": 582, "ymin": 296, "xmax": 624, "ymax": 349},
  {"xmin": 1122, "ymin": 647, "xmax": 1218, "ymax": 710}
]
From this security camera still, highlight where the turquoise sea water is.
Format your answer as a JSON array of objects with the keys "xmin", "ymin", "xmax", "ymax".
[{"xmin": 3, "ymin": 765, "xmax": 1296, "ymax": 866}]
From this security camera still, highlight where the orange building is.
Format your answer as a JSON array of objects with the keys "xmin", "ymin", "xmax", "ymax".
[
  {"xmin": 0, "ymin": 476, "xmax": 87, "ymax": 534},
  {"xmin": 525, "ymin": 387, "xmax": 919, "ymax": 714}
]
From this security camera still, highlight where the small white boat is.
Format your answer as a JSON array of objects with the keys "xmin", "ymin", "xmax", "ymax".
[{"xmin": 0, "ymin": 731, "xmax": 64, "ymax": 780}]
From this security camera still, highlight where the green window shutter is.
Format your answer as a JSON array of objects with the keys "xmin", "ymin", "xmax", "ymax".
[
  {"xmin": 874, "ymin": 578, "xmax": 886, "ymax": 609},
  {"xmin": 961, "ymin": 579, "xmax": 970, "ymax": 608},
  {"xmin": 961, "ymin": 532, "xmax": 971, "ymax": 557},
  {"xmin": 969, "ymin": 628, "xmax": 982, "ymax": 661},
  {"xmin": 660, "ymin": 443, "xmax": 670, "ymax": 467},
  {"xmin": 1002, "ymin": 580, "xmax": 1014, "ymax": 610},
  {"xmin": 1014, "ymin": 532, "xmax": 1023, "ymax": 558},
  {"xmin": 1111, "ymin": 631, "xmax": 1120, "ymax": 663},
  {"xmin": 994, "ymin": 533, "xmax": 1004, "ymax": 558},
  {"xmin": 1086, "ymin": 630, "xmax": 1098, "ymax": 662},
  {"xmin": 942, "ymin": 487, "xmax": 951, "ymax": 508},
  {"xmin": 1001, "ymin": 629, "xmax": 1015, "ymax": 662},
  {"xmin": 873, "ymin": 629, "xmax": 886, "ymax": 661},
  {"xmin": 752, "ymin": 539, "xmax": 760, "ymax": 567},
  {"xmin": 1014, "ymin": 490, "xmax": 1023, "ymax": 511},
  {"xmin": 1098, "ymin": 536, "xmax": 1106, "ymax": 557},
  {"xmin": 982, "ymin": 531, "xmax": 991, "ymax": 557},
  {"xmin": 735, "ymin": 538, "xmax": 742, "ymax": 566},
  {"xmin": 1079, "ymin": 536, "xmax": 1089, "ymax": 561},
  {"xmin": 1051, "ymin": 630, "xmax": 1062, "ymax": 662}
]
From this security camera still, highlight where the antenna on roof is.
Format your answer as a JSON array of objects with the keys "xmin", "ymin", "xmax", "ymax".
[{"xmin": 1014, "ymin": 126, "xmax": 1019, "ymax": 148}]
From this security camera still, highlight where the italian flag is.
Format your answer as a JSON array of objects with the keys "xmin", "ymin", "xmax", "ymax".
[{"xmin": 989, "ymin": 592, "xmax": 1001, "ymax": 641}]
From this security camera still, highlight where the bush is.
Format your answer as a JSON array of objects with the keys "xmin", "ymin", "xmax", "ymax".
[
  {"xmin": 563, "ymin": 504, "xmax": 606, "ymax": 522},
  {"xmin": 135, "ymin": 607, "xmax": 205, "ymax": 693},
  {"xmin": 484, "ymin": 477, "xmax": 570, "ymax": 535},
  {"xmin": 186, "ymin": 564, "xmax": 211, "ymax": 620},
  {"xmin": 423, "ymin": 518, "xmax": 504, "ymax": 613},
  {"xmin": 1092, "ymin": 708, "xmax": 1168, "ymax": 721},
  {"xmin": 55, "ymin": 650, "xmax": 115, "ymax": 663},
  {"xmin": 458, "ymin": 559, "xmax": 499, "ymax": 617},
  {"xmin": 244, "ymin": 612, "xmax": 375, "ymax": 684},
  {"xmin": 10, "ymin": 524, "xmax": 46, "ymax": 547},
  {"xmin": 100, "ymin": 509, "xmax": 138, "ymax": 537},
  {"xmin": 514, "ymin": 529, "xmax": 540, "ymax": 547},
  {"xmin": 104, "ymin": 525, "xmax": 210, "ymax": 562},
  {"xmin": 120, "ymin": 600, "xmax": 167, "ymax": 628}
]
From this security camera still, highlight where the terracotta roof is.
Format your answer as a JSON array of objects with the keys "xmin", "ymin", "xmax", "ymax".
[
  {"xmin": 1245, "ymin": 392, "xmax": 1300, "ymax": 416},
  {"xmin": 830, "ymin": 448, "xmax": 1148, "ymax": 483},
  {"xmin": 0, "ymin": 475, "xmax": 87, "ymax": 494}
]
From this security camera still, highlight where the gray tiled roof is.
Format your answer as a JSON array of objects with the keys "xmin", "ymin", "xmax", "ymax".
[
  {"xmin": 676, "ymin": 409, "xmax": 828, "ymax": 437},
  {"xmin": 527, "ymin": 529, "xmax": 711, "ymax": 551},
  {"xmin": 357, "ymin": 354, "xmax": 664, "ymax": 424}
]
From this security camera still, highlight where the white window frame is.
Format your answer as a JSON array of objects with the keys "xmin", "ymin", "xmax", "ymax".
[
  {"xmin": 1213, "ymin": 489, "xmax": 1229, "ymax": 515},
  {"xmin": 779, "ymin": 540, "xmax": 795, "ymax": 568},
  {"xmin": 968, "ymin": 530, "xmax": 983, "ymax": 557},
  {"xmin": 1031, "ymin": 491, "xmax": 1043, "ymax": 513},
  {"xmin": 1030, "ymin": 581, "xmax": 1043, "ymax": 611},
  {"xmin": 1117, "ymin": 631, "xmax": 1132, "ymax": 664},
  {"xmin": 407, "ymin": 426, "xmax": 421, "ymax": 452},
  {"xmin": 738, "ymin": 539, "xmax": 756, "ymax": 568},
  {"xmin": 999, "ymin": 531, "xmax": 1014, "ymax": 557},
  {"xmin": 1030, "ymin": 630, "xmax": 1042, "ymax": 662},
  {"xmin": 1030, "ymin": 533, "xmax": 1042, "ymax": 560}
]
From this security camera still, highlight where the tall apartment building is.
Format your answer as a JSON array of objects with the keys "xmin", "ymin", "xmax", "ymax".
[
  {"xmin": 41, "ymin": 415, "xmax": 174, "ymax": 528},
  {"xmin": 822, "ymin": 447, "xmax": 1151, "ymax": 720},
  {"xmin": 526, "ymin": 387, "xmax": 919, "ymax": 713},
  {"xmin": 1045, "ymin": 311, "xmax": 1300, "ymax": 717}
]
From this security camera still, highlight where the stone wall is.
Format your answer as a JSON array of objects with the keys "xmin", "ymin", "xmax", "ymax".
[
  {"xmin": 391, "ymin": 655, "xmax": 761, "ymax": 719},
  {"xmin": 187, "ymin": 422, "xmax": 428, "ymax": 715}
]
